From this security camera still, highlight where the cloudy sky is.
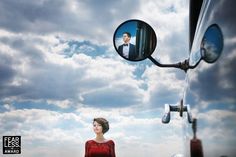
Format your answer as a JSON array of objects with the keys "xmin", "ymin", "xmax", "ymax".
[{"xmin": 0, "ymin": 0, "xmax": 221, "ymax": 156}]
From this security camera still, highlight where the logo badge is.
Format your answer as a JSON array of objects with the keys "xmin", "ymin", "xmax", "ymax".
[{"xmin": 2, "ymin": 136, "xmax": 21, "ymax": 154}]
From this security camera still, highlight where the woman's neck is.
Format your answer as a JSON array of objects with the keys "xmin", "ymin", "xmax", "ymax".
[{"xmin": 95, "ymin": 134, "xmax": 105, "ymax": 141}]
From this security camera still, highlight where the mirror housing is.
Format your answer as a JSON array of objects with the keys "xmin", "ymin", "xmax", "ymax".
[
  {"xmin": 189, "ymin": 24, "xmax": 224, "ymax": 68},
  {"xmin": 200, "ymin": 24, "xmax": 223, "ymax": 63},
  {"xmin": 113, "ymin": 19, "xmax": 157, "ymax": 61}
]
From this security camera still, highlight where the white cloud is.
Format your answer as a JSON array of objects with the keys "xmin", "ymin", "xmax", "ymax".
[
  {"xmin": 0, "ymin": 31, "xmax": 146, "ymax": 108},
  {"xmin": 47, "ymin": 99, "xmax": 72, "ymax": 109},
  {"xmin": 198, "ymin": 109, "xmax": 236, "ymax": 125},
  {"xmin": 142, "ymin": 65, "xmax": 185, "ymax": 107},
  {"xmin": 3, "ymin": 103, "xmax": 15, "ymax": 111}
]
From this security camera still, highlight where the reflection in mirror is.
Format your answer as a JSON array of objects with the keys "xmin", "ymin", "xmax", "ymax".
[
  {"xmin": 113, "ymin": 19, "xmax": 157, "ymax": 61},
  {"xmin": 201, "ymin": 24, "xmax": 223, "ymax": 63},
  {"xmin": 189, "ymin": 24, "xmax": 223, "ymax": 68}
]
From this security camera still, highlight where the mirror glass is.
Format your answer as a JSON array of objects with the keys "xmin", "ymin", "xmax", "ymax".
[
  {"xmin": 113, "ymin": 19, "xmax": 157, "ymax": 61},
  {"xmin": 201, "ymin": 24, "xmax": 223, "ymax": 63}
]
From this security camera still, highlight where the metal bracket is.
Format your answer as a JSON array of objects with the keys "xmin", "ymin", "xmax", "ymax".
[
  {"xmin": 162, "ymin": 99, "xmax": 193, "ymax": 123},
  {"xmin": 148, "ymin": 56, "xmax": 195, "ymax": 72}
]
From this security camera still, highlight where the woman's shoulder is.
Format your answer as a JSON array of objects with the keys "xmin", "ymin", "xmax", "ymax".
[
  {"xmin": 106, "ymin": 139, "xmax": 115, "ymax": 145},
  {"xmin": 85, "ymin": 140, "xmax": 95, "ymax": 145}
]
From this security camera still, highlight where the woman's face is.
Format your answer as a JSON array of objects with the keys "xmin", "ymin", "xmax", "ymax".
[{"xmin": 93, "ymin": 121, "xmax": 103, "ymax": 134}]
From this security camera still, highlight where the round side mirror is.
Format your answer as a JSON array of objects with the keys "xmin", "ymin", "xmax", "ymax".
[
  {"xmin": 189, "ymin": 24, "xmax": 223, "ymax": 68},
  {"xmin": 113, "ymin": 19, "xmax": 157, "ymax": 61},
  {"xmin": 200, "ymin": 24, "xmax": 223, "ymax": 63}
]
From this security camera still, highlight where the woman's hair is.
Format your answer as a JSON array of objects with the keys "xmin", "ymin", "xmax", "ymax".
[{"xmin": 93, "ymin": 117, "xmax": 109, "ymax": 134}]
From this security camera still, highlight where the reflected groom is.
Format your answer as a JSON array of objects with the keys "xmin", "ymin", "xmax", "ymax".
[{"xmin": 118, "ymin": 32, "xmax": 138, "ymax": 60}]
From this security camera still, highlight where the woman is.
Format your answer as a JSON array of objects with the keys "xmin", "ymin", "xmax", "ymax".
[{"xmin": 84, "ymin": 117, "xmax": 116, "ymax": 157}]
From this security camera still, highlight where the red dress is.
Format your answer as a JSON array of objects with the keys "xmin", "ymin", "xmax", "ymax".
[{"xmin": 85, "ymin": 140, "xmax": 116, "ymax": 157}]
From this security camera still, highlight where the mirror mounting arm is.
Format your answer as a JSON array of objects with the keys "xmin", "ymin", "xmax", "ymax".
[{"xmin": 148, "ymin": 56, "xmax": 193, "ymax": 72}]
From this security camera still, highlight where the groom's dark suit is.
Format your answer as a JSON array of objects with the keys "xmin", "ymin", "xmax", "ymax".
[{"xmin": 118, "ymin": 43, "xmax": 137, "ymax": 60}]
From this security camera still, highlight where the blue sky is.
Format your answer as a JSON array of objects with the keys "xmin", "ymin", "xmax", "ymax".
[
  {"xmin": 0, "ymin": 0, "xmax": 235, "ymax": 157},
  {"xmin": 115, "ymin": 20, "xmax": 137, "ymax": 38}
]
